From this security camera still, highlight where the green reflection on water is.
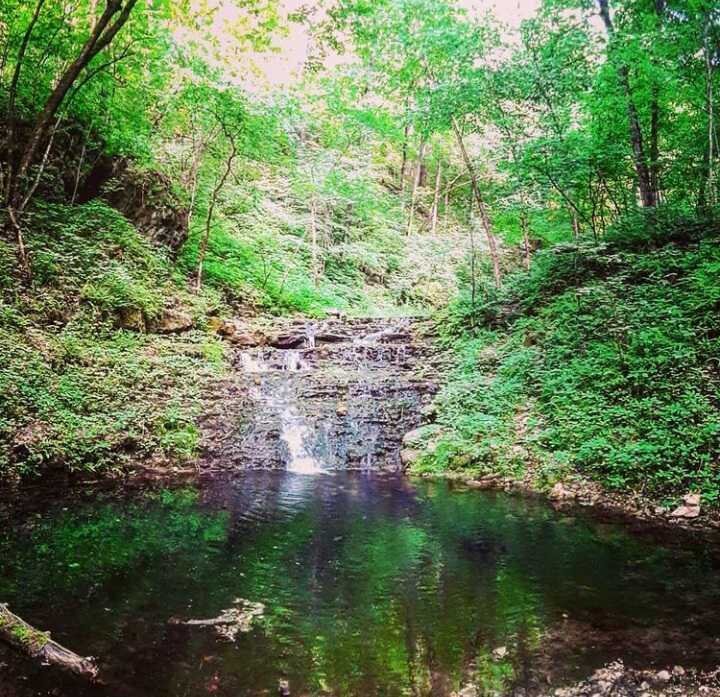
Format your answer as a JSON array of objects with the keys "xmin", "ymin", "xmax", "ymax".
[{"xmin": 0, "ymin": 475, "xmax": 717, "ymax": 697}]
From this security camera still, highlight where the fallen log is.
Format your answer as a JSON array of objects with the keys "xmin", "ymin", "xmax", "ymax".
[{"xmin": 0, "ymin": 603, "xmax": 98, "ymax": 680}]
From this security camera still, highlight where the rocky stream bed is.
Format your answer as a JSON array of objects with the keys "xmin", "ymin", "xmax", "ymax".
[{"xmin": 198, "ymin": 316, "xmax": 440, "ymax": 473}]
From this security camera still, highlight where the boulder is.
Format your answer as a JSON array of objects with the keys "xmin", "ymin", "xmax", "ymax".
[
  {"xmin": 154, "ymin": 307, "xmax": 193, "ymax": 334},
  {"xmin": 216, "ymin": 320, "xmax": 266, "ymax": 347},
  {"xmin": 402, "ymin": 424, "xmax": 442, "ymax": 448},
  {"xmin": 400, "ymin": 448, "xmax": 422, "ymax": 467},
  {"xmin": 549, "ymin": 482, "xmax": 577, "ymax": 502},
  {"xmin": 231, "ymin": 331, "xmax": 266, "ymax": 348},
  {"xmin": 269, "ymin": 332, "xmax": 306, "ymax": 349},
  {"xmin": 671, "ymin": 493, "xmax": 701, "ymax": 519}
]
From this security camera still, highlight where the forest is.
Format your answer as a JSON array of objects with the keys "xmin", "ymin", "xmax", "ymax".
[
  {"xmin": 1, "ymin": 0, "xmax": 720, "ymax": 694},
  {"xmin": 2, "ymin": 0, "xmax": 719, "ymax": 502}
]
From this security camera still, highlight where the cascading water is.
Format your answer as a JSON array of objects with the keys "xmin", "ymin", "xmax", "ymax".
[{"xmin": 201, "ymin": 317, "xmax": 437, "ymax": 473}]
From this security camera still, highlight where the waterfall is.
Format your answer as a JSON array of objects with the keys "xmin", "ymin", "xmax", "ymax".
[
  {"xmin": 239, "ymin": 334, "xmax": 326, "ymax": 474},
  {"xmin": 222, "ymin": 317, "xmax": 432, "ymax": 473},
  {"xmin": 280, "ymin": 409, "xmax": 323, "ymax": 474}
]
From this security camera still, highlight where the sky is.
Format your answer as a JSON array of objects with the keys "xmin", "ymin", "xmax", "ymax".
[
  {"xmin": 202, "ymin": 0, "xmax": 544, "ymax": 91},
  {"xmin": 465, "ymin": 0, "xmax": 541, "ymax": 26}
]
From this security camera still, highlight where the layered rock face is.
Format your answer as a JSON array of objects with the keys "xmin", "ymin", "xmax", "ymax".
[{"xmin": 200, "ymin": 317, "xmax": 438, "ymax": 472}]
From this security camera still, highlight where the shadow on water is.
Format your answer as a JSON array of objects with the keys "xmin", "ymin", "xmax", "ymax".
[{"xmin": 1, "ymin": 472, "xmax": 720, "ymax": 697}]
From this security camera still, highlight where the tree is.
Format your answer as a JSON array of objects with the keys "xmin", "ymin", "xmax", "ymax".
[{"xmin": 2, "ymin": 0, "xmax": 142, "ymax": 278}]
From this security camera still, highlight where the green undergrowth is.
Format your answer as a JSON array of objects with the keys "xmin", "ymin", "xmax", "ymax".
[
  {"xmin": 176, "ymin": 172, "xmax": 459, "ymax": 317},
  {"xmin": 418, "ymin": 217, "xmax": 720, "ymax": 506},
  {"xmin": 0, "ymin": 201, "xmax": 228, "ymax": 477}
]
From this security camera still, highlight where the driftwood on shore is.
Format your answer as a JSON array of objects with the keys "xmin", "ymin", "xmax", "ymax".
[{"xmin": 0, "ymin": 603, "xmax": 98, "ymax": 680}]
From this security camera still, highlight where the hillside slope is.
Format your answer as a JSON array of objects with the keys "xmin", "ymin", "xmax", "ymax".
[
  {"xmin": 416, "ymin": 218, "xmax": 720, "ymax": 508},
  {"xmin": 0, "ymin": 201, "xmax": 229, "ymax": 477}
]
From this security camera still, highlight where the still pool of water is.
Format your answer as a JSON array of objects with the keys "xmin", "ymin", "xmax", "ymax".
[{"xmin": 1, "ymin": 473, "xmax": 719, "ymax": 697}]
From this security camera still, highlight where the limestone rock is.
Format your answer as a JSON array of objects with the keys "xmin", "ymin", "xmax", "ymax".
[
  {"xmin": 421, "ymin": 402, "xmax": 438, "ymax": 421},
  {"xmin": 550, "ymin": 482, "xmax": 577, "ymax": 501},
  {"xmin": 492, "ymin": 646, "xmax": 508, "ymax": 661},
  {"xmin": 269, "ymin": 332, "xmax": 306, "ymax": 349},
  {"xmin": 154, "ymin": 307, "xmax": 193, "ymax": 334},
  {"xmin": 455, "ymin": 686, "xmax": 478, "ymax": 697},
  {"xmin": 101, "ymin": 161, "xmax": 189, "ymax": 252},
  {"xmin": 216, "ymin": 320, "xmax": 266, "ymax": 347},
  {"xmin": 400, "ymin": 448, "xmax": 422, "ymax": 467},
  {"xmin": 315, "ymin": 332, "xmax": 349, "ymax": 344},
  {"xmin": 671, "ymin": 493, "xmax": 701, "ymax": 519},
  {"xmin": 402, "ymin": 424, "xmax": 442, "ymax": 448}
]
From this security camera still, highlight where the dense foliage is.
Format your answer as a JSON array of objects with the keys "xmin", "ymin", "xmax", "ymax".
[
  {"xmin": 420, "ymin": 220, "xmax": 720, "ymax": 504},
  {"xmin": 0, "ymin": 202, "xmax": 225, "ymax": 473}
]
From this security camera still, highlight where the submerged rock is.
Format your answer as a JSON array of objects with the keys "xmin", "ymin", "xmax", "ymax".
[{"xmin": 169, "ymin": 599, "xmax": 265, "ymax": 642}]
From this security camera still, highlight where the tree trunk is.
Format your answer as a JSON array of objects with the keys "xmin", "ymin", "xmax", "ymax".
[
  {"xmin": 705, "ymin": 16, "xmax": 716, "ymax": 207},
  {"xmin": 468, "ymin": 191, "xmax": 478, "ymax": 321},
  {"xmin": 520, "ymin": 209, "xmax": 532, "ymax": 270},
  {"xmin": 399, "ymin": 97, "xmax": 411, "ymax": 193},
  {"xmin": 0, "ymin": 604, "xmax": 98, "ymax": 680},
  {"xmin": 444, "ymin": 189, "xmax": 450, "ymax": 231},
  {"xmin": 572, "ymin": 212, "xmax": 580, "ymax": 240},
  {"xmin": 310, "ymin": 197, "xmax": 320, "ymax": 287},
  {"xmin": 195, "ymin": 133, "xmax": 238, "ymax": 291},
  {"xmin": 451, "ymin": 117, "xmax": 502, "ymax": 287},
  {"xmin": 406, "ymin": 139, "xmax": 426, "ymax": 236},
  {"xmin": 11, "ymin": 0, "xmax": 139, "ymax": 204},
  {"xmin": 430, "ymin": 162, "xmax": 442, "ymax": 235},
  {"xmin": 71, "ymin": 134, "xmax": 88, "ymax": 205},
  {"xmin": 596, "ymin": 0, "xmax": 658, "ymax": 208},
  {"xmin": 418, "ymin": 161, "xmax": 428, "ymax": 188},
  {"xmin": 4, "ymin": 0, "xmax": 47, "ymax": 203},
  {"xmin": 649, "ymin": 86, "xmax": 660, "ymax": 201}
]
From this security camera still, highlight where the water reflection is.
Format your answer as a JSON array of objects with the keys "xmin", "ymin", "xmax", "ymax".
[{"xmin": 0, "ymin": 474, "xmax": 719, "ymax": 697}]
